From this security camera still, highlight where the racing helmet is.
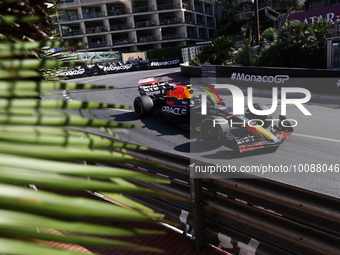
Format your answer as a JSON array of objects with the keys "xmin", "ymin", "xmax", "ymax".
[{"xmin": 167, "ymin": 84, "xmax": 193, "ymax": 99}]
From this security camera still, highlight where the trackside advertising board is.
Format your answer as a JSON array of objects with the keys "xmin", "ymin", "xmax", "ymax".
[{"xmin": 57, "ymin": 57, "xmax": 182, "ymax": 79}]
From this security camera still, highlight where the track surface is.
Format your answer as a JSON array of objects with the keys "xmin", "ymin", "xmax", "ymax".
[{"xmin": 59, "ymin": 67, "xmax": 340, "ymax": 199}]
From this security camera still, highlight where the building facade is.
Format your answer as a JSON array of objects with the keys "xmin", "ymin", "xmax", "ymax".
[{"xmin": 50, "ymin": 0, "xmax": 217, "ymax": 52}]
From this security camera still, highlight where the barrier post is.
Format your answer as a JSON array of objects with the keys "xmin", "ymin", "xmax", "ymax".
[{"xmin": 189, "ymin": 163, "xmax": 206, "ymax": 251}]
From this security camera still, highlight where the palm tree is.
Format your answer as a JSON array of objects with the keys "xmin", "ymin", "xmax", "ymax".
[
  {"xmin": 278, "ymin": 0, "xmax": 307, "ymax": 24},
  {"xmin": 0, "ymin": 1, "xmax": 174, "ymax": 254},
  {"xmin": 256, "ymin": 19, "xmax": 331, "ymax": 68},
  {"xmin": 215, "ymin": 0, "xmax": 248, "ymax": 37},
  {"xmin": 198, "ymin": 36, "xmax": 235, "ymax": 65}
]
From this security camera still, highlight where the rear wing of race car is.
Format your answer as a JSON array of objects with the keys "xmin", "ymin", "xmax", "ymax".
[{"xmin": 137, "ymin": 77, "xmax": 171, "ymax": 95}]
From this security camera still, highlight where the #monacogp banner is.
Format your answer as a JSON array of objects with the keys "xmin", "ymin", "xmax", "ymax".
[{"xmin": 59, "ymin": 57, "xmax": 182, "ymax": 79}]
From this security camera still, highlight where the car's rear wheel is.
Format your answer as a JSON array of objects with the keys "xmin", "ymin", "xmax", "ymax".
[
  {"xmin": 200, "ymin": 116, "xmax": 230, "ymax": 146},
  {"xmin": 134, "ymin": 96, "xmax": 154, "ymax": 117}
]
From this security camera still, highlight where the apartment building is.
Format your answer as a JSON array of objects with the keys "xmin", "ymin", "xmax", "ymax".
[{"xmin": 50, "ymin": 0, "xmax": 216, "ymax": 52}]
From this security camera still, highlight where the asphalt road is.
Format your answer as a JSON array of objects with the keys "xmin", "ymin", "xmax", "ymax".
[{"xmin": 59, "ymin": 67, "xmax": 340, "ymax": 199}]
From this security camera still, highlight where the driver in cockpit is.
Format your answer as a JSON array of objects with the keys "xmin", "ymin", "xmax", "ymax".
[{"xmin": 165, "ymin": 84, "xmax": 193, "ymax": 99}]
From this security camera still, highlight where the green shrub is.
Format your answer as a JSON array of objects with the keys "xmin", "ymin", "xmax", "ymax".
[
  {"xmin": 146, "ymin": 46, "xmax": 185, "ymax": 59},
  {"xmin": 189, "ymin": 55, "xmax": 202, "ymax": 66},
  {"xmin": 256, "ymin": 19, "xmax": 331, "ymax": 69},
  {"xmin": 239, "ymin": 45, "xmax": 257, "ymax": 66},
  {"xmin": 198, "ymin": 36, "xmax": 235, "ymax": 65},
  {"xmin": 261, "ymin": 27, "xmax": 279, "ymax": 42}
]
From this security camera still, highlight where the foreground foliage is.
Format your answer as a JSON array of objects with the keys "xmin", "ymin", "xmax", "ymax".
[{"xmin": 0, "ymin": 1, "xmax": 171, "ymax": 254}]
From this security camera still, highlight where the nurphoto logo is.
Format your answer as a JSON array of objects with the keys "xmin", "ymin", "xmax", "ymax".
[{"xmin": 199, "ymin": 82, "xmax": 312, "ymax": 128}]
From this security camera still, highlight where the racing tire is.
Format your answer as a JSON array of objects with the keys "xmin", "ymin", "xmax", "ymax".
[
  {"xmin": 246, "ymin": 103, "xmax": 273, "ymax": 129},
  {"xmin": 134, "ymin": 96, "xmax": 154, "ymax": 117},
  {"xmin": 200, "ymin": 116, "xmax": 231, "ymax": 146}
]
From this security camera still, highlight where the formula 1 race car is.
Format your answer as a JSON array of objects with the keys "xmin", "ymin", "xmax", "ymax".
[{"xmin": 133, "ymin": 77, "xmax": 293, "ymax": 153}]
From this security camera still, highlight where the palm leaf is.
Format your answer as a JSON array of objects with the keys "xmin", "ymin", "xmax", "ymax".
[
  {"xmin": 0, "ymin": 1, "xmax": 172, "ymax": 253},
  {"xmin": 0, "ymin": 154, "xmax": 167, "ymax": 183},
  {"xmin": 0, "ymin": 209, "xmax": 164, "ymax": 236},
  {"xmin": 0, "ymin": 184, "xmax": 162, "ymax": 221}
]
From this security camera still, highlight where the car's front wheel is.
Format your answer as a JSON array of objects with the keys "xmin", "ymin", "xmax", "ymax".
[{"xmin": 200, "ymin": 116, "xmax": 230, "ymax": 146}]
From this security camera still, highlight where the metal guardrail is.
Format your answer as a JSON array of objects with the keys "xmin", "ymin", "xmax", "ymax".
[{"xmin": 100, "ymin": 141, "xmax": 340, "ymax": 255}]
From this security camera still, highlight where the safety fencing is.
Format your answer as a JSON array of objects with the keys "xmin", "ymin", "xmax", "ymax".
[
  {"xmin": 57, "ymin": 57, "xmax": 182, "ymax": 79},
  {"xmin": 101, "ymin": 144, "xmax": 340, "ymax": 255}
]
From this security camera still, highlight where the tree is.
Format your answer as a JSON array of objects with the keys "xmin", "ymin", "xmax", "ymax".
[
  {"xmin": 198, "ymin": 36, "xmax": 235, "ymax": 65},
  {"xmin": 278, "ymin": 0, "xmax": 307, "ymax": 24},
  {"xmin": 256, "ymin": 19, "xmax": 331, "ymax": 68},
  {"xmin": 215, "ymin": 0, "xmax": 250, "ymax": 37},
  {"xmin": 0, "ymin": 1, "xmax": 171, "ymax": 254}
]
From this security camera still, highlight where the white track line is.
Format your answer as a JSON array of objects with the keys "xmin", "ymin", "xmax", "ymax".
[
  {"xmin": 292, "ymin": 133, "xmax": 340, "ymax": 143},
  {"xmin": 110, "ymin": 108, "xmax": 134, "ymax": 112}
]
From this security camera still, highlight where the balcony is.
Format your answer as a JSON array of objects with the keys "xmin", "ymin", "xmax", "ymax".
[
  {"xmin": 199, "ymin": 35, "xmax": 207, "ymax": 40},
  {"xmin": 137, "ymin": 35, "xmax": 159, "ymax": 43},
  {"xmin": 88, "ymin": 41, "xmax": 110, "ymax": 48},
  {"xmin": 107, "ymin": 8, "xmax": 130, "ymax": 16},
  {"xmin": 159, "ymin": 18, "xmax": 183, "ymax": 25},
  {"xmin": 135, "ymin": 20, "xmax": 157, "ymax": 28},
  {"xmin": 86, "ymin": 26, "xmax": 108, "ymax": 34},
  {"xmin": 59, "ymin": 15, "xmax": 80, "ymax": 22},
  {"xmin": 83, "ymin": 12, "xmax": 104, "ymax": 19},
  {"xmin": 132, "ymin": 6, "xmax": 154, "ymax": 13},
  {"xmin": 197, "ymin": 21, "xmax": 205, "ymax": 26},
  {"xmin": 188, "ymin": 34, "xmax": 198, "ymax": 39},
  {"xmin": 60, "ymin": 0, "xmax": 79, "ymax": 6},
  {"xmin": 61, "ymin": 0, "xmax": 78, "ymax": 3},
  {"xmin": 113, "ymin": 38, "xmax": 135, "ymax": 45},
  {"xmin": 157, "ymin": 3, "xmax": 180, "ymax": 11},
  {"xmin": 182, "ymin": 3, "xmax": 194, "ymax": 11},
  {"xmin": 110, "ymin": 24, "xmax": 132, "ymax": 30},
  {"xmin": 162, "ymin": 33, "xmax": 184, "ymax": 40},
  {"xmin": 62, "ymin": 29, "xmax": 84, "ymax": 36},
  {"xmin": 207, "ymin": 22, "xmax": 214, "ymax": 28}
]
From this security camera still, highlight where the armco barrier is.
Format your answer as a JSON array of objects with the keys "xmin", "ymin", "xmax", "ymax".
[
  {"xmin": 57, "ymin": 57, "xmax": 182, "ymax": 79},
  {"xmin": 214, "ymin": 65, "xmax": 340, "ymax": 95},
  {"xmin": 181, "ymin": 64, "xmax": 340, "ymax": 95},
  {"xmin": 180, "ymin": 64, "xmax": 202, "ymax": 77},
  {"xmin": 77, "ymin": 126, "xmax": 340, "ymax": 255},
  {"xmin": 101, "ymin": 142, "xmax": 340, "ymax": 255}
]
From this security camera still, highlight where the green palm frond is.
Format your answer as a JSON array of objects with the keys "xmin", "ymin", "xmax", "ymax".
[
  {"xmin": 0, "ymin": 1, "xmax": 172, "ymax": 254},
  {"xmin": 198, "ymin": 36, "xmax": 235, "ymax": 65}
]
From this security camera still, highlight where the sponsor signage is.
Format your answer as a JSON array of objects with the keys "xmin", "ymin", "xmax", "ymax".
[
  {"xmin": 161, "ymin": 106, "xmax": 188, "ymax": 115},
  {"xmin": 59, "ymin": 57, "xmax": 182, "ymax": 79},
  {"xmin": 231, "ymin": 72, "xmax": 290, "ymax": 84},
  {"xmin": 287, "ymin": 4, "xmax": 340, "ymax": 27},
  {"xmin": 150, "ymin": 59, "xmax": 180, "ymax": 67}
]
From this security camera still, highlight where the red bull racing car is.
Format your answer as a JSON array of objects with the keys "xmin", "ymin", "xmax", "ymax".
[{"xmin": 133, "ymin": 77, "xmax": 293, "ymax": 153}]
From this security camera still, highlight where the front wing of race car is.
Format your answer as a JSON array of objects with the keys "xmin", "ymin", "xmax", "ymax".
[{"xmin": 229, "ymin": 115, "xmax": 293, "ymax": 153}]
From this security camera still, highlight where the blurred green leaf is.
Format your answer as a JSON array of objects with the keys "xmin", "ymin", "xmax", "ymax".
[
  {"xmin": 0, "ymin": 209, "xmax": 164, "ymax": 236},
  {"xmin": 0, "ymin": 153, "xmax": 167, "ymax": 183},
  {"xmin": 0, "ymin": 184, "xmax": 163, "ymax": 221},
  {"xmin": 0, "ymin": 99, "xmax": 130, "ymax": 110}
]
